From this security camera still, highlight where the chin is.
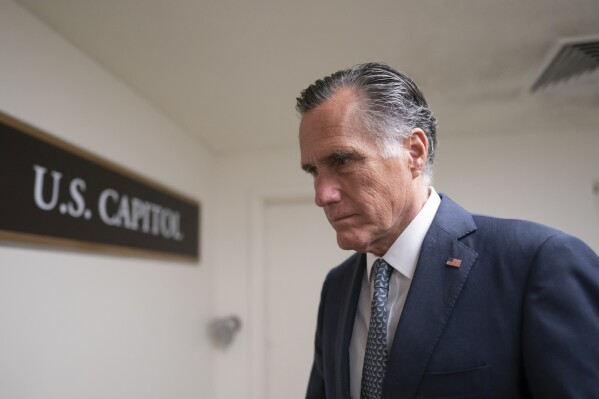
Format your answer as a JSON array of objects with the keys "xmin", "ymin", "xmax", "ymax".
[{"xmin": 336, "ymin": 232, "xmax": 369, "ymax": 253}]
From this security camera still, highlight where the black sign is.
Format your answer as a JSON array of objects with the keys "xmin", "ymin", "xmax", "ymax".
[{"xmin": 0, "ymin": 111, "xmax": 200, "ymax": 261}]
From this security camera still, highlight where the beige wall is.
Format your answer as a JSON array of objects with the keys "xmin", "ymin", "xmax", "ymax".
[{"xmin": 0, "ymin": 1, "xmax": 216, "ymax": 398}]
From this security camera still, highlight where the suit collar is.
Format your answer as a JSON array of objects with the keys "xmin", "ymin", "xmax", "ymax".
[
  {"xmin": 335, "ymin": 253, "xmax": 366, "ymax": 398},
  {"xmin": 430, "ymin": 193, "xmax": 477, "ymax": 240},
  {"xmin": 383, "ymin": 194, "xmax": 479, "ymax": 398}
]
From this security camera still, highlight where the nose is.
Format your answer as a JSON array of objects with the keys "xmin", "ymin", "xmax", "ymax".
[{"xmin": 314, "ymin": 174, "xmax": 342, "ymax": 207}]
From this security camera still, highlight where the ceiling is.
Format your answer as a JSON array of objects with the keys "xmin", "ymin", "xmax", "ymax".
[{"xmin": 15, "ymin": 0, "xmax": 599, "ymax": 155}]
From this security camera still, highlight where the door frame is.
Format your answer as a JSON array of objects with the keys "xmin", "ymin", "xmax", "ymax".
[{"xmin": 248, "ymin": 188, "xmax": 314, "ymax": 399}]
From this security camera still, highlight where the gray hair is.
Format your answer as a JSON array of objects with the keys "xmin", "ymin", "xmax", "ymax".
[{"xmin": 296, "ymin": 62, "xmax": 437, "ymax": 184}]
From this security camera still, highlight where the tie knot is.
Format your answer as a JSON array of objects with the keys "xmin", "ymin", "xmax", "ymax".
[{"xmin": 373, "ymin": 259, "xmax": 392, "ymax": 289}]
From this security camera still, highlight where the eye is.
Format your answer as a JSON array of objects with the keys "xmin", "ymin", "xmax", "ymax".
[
  {"xmin": 334, "ymin": 156, "xmax": 349, "ymax": 166},
  {"xmin": 329, "ymin": 151, "xmax": 356, "ymax": 168}
]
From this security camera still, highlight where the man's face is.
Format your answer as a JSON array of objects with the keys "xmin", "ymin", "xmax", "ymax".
[{"xmin": 299, "ymin": 88, "xmax": 427, "ymax": 256}]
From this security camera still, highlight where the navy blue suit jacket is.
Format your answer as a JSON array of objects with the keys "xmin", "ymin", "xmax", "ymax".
[{"xmin": 306, "ymin": 194, "xmax": 599, "ymax": 398}]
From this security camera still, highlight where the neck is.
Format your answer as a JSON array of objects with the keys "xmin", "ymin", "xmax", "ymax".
[{"xmin": 368, "ymin": 183, "xmax": 430, "ymax": 257}]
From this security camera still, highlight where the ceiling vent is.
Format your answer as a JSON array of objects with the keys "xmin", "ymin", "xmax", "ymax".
[{"xmin": 531, "ymin": 35, "xmax": 599, "ymax": 92}]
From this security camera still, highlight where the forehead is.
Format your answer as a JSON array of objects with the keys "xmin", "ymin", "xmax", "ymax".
[{"xmin": 299, "ymin": 88, "xmax": 375, "ymax": 152}]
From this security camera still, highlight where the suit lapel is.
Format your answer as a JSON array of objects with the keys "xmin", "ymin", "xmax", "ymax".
[
  {"xmin": 383, "ymin": 195, "xmax": 479, "ymax": 398},
  {"xmin": 335, "ymin": 253, "xmax": 366, "ymax": 398}
]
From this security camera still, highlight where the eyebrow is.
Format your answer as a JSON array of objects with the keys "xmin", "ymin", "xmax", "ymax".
[
  {"xmin": 326, "ymin": 150, "xmax": 362, "ymax": 163},
  {"xmin": 324, "ymin": 149, "xmax": 366, "ymax": 169},
  {"xmin": 301, "ymin": 163, "xmax": 316, "ymax": 174},
  {"xmin": 301, "ymin": 149, "xmax": 364, "ymax": 174}
]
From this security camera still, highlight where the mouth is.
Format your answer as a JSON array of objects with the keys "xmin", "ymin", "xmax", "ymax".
[{"xmin": 329, "ymin": 213, "xmax": 356, "ymax": 225}]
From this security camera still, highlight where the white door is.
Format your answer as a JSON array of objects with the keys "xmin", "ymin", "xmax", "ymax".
[{"xmin": 263, "ymin": 197, "xmax": 352, "ymax": 399}]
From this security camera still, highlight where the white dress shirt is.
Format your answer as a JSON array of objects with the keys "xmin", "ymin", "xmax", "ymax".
[{"xmin": 349, "ymin": 187, "xmax": 441, "ymax": 398}]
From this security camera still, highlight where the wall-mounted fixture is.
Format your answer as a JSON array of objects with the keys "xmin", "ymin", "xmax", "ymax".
[
  {"xmin": 208, "ymin": 315, "xmax": 242, "ymax": 349},
  {"xmin": 531, "ymin": 35, "xmax": 599, "ymax": 93}
]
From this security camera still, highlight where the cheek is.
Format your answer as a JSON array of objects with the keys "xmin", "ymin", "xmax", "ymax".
[
  {"xmin": 345, "ymin": 171, "xmax": 377, "ymax": 205},
  {"xmin": 354, "ymin": 179, "xmax": 394, "ymax": 220}
]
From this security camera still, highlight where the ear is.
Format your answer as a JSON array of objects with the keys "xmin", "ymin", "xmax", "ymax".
[{"xmin": 405, "ymin": 128, "xmax": 428, "ymax": 178}]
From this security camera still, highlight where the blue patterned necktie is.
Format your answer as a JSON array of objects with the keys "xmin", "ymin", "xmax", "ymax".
[{"xmin": 361, "ymin": 258, "xmax": 393, "ymax": 399}]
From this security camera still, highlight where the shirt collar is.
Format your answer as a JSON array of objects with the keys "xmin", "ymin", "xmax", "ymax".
[{"xmin": 366, "ymin": 187, "xmax": 441, "ymax": 280}]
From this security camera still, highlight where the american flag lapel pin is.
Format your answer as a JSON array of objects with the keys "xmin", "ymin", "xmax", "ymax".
[{"xmin": 445, "ymin": 258, "xmax": 462, "ymax": 268}]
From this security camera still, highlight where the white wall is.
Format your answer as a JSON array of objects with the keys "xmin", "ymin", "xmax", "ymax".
[
  {"xmin": 213, "ymin": 149, "xmax": 312, "ymax": 399},
  {"xmin": 0, "ymin": 1, "xmax": 216, "ymax": 398},
  {"xmin": 434, "ymin": 129, "xmax": 599, "ymax": 251}
]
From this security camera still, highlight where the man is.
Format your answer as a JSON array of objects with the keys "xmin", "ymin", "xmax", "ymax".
[{"xmin": 297, "ymin": 62, "xmax": 599, "ymax": 399}]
